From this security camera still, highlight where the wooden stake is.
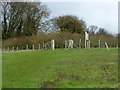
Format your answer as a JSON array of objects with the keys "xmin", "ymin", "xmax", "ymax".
[
  {"xmin": 26, "ymin": 45, "xmax": 28, "ymax": 50},
  {"xmin": 98, "ymin": 40, "xmax": 101, "ymax": 48},
  {"xmin": 39, "ymin": 44, "xmax": 40, "ymax": 50},
  {"xmin": 51, "ymin": 40, "xmax": 55, "ymax": 50},
  {"xmin": 33, "ymin": 45, "xmax": 34, "ymax": 50},
  {"xmin": 105, "ymin": 42, "xmax": 110, "ymax": 51}
]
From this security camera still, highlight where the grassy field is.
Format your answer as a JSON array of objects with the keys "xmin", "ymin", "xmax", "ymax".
[{"xmin": 2, "ymin": 48, "xmax": 118, "ymax": 88}]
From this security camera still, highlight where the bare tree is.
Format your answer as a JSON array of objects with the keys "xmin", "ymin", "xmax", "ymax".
[
  {"xmin": 1, "ymin": 2, "xmax": 50, "ymax": 39},
  {"xmin": 88, "ymin": 25, "xmax": 98, "ymax": 34},
  {"xmin": 96, "ymin": 28, "xmax": 108, "ymax": 35}
]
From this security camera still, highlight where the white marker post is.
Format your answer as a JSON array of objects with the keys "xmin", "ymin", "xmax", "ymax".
[
  {"xmin": 51, "ymin": 40, "xmax": 55, "ymax": 50},
  {"xmin": 116, "ymin": 45, "xmax": 118, "ymax": 48},
  {"xmin": 69, "ymin": 39, "xmax": 73, "ymax": 49},
  {"xmin": 85, "ymin": 31, "xmax": 89, "ymax": 49},
  {"xmin": 65, "ymin": 40, "xmax": 67, "ymax": 49},
  {"xmin": 105, "ymin": 42, "xmax": 110, "ymax": 51}
]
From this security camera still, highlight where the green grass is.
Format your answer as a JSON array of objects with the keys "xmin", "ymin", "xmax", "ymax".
[{"xmin": 2, "ymin": 48, "xmax": 118, "ymax": 88}]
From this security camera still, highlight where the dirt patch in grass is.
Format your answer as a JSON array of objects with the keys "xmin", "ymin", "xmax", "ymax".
[
  {"xmin": 54, "ymin": 67, "xmax": 82, "ymax": 82},
  {"xmin": 68, "ymin": 73, "xmax": 81, "ymax": 81},
  {"xmin": 39, "ymin": 81, "xmax": 56, "ymax": 88}
]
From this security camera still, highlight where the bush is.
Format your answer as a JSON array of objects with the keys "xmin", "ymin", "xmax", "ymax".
[{"xmin": 2, "ymin": 32, "xmax": 118, "ymax": 49}]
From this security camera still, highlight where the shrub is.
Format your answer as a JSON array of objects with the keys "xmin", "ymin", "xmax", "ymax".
[{"xmin": 3, "ymin": 32, "xmax": 118, "ymax": 49}]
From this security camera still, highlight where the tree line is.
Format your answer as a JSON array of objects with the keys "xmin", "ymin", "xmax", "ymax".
[
  {"xmin": 0, "ymin": 2, "xmax": 117, "ymax": 40},
  {"xmin": 1, "ymin": 2, "xmax": 50, "ymax": 40}
]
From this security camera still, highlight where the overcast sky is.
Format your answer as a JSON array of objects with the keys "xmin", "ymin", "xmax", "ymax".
[
  {"xmin": 0, "ymin": 1, "xmax": 118, "ymax": 34},
  {"xmin": 44, "ymin": 2, "xmax": 118, "ymax": 34}
]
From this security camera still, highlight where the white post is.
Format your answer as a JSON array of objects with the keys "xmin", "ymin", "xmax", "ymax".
[
  {"xmin": 33, "ymin": 45, "xmax": 34, "ymax": 51},
  {"xmin": 98, "ymin": 40, "xmax": 101, "ymax": 48},
  {"xmin": 51, "ymin": 40, "xmax": 55, "ymax": 50},
  {"xmin": 69, "ymin": 40, "xmax": 73, "ymax": 49},
  {"xmin": 105, "ymin": 42, "xmax": 110, "ymax": 51},
  {"xmin": 116, "ymin": 45, "xmax": 118, "ymax": 48},
  {"xmin": 85, "ymin": 32, "xmax": 89, "ymax": 49},
  {"xmin": 71, "ymin": 40, "xmax": 73, "ymax": 49},
  {"xmin": 26, "ymin": 45, "xmax": 28, "ymax": 50},
  {"xmin": 39, "ymin": 44, "xmax": 40, "ymax": 50}
]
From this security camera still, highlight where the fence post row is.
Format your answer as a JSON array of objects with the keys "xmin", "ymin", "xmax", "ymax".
[{"xmin": 3, "ymin": 39, "xmax": 117, "ymax": 52}]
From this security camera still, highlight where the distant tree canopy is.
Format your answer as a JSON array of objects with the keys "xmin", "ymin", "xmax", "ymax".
[
  {"xmin": 53, "ymin": 15, "xmax": 86, "ymax": 34},
  {"xmin": 1, "ymin": 2, "xmax": 50, "ymax": 40},
  {"xmin": 96, "ymin": 28, "xmax": 108, "ymax": 35},
  {"xmin": 0, "ymin": 2, "xmax": 113, "ymax": 40},
  {"xmin": 88, "ymin": 25, "xmax": 98, "ymax": 35}
]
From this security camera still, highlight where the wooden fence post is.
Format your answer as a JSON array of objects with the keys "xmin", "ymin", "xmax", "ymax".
[
  {"xmin": 105, "ymin": 42, "xmax": 110, "ymax": 51},
  {"xmin": 26, "ymin": 45, "xmax": 28, "ymax": 50},
  {"xmin": 51, "ymin": 40, "xmax": 55, "ymax": 50},
  {"xmin": 33, "ymin": 45, "xmax": 34, "ymax": 50},
  {"xmin": 98, "ymin": 40, "xmax": 101, "ymax": 48}
]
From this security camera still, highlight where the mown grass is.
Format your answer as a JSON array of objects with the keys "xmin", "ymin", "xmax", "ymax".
[{"xmin": 2, "ymin": 48, "xmax": 118, "ymax": 88}]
